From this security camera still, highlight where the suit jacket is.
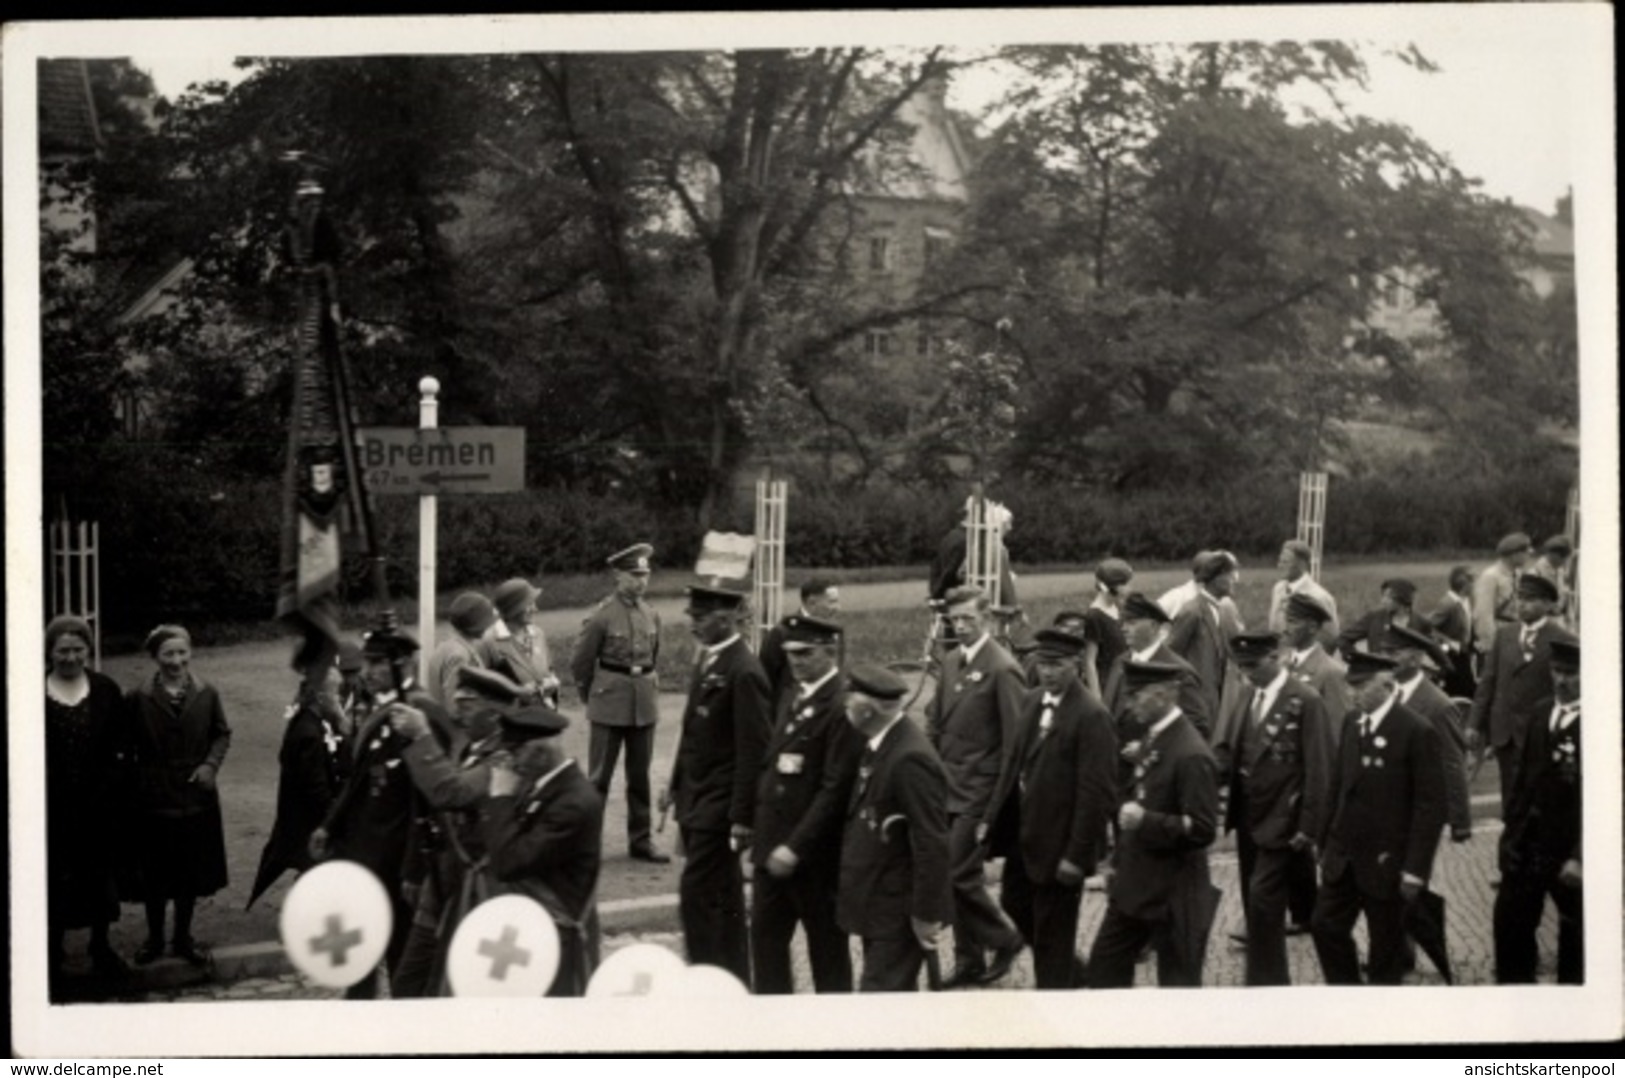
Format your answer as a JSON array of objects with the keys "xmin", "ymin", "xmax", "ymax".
[
  {"xmin": 570, "ymin": 593, "xmax": 661, "ymax": 727},
  {"xmin": 252, "ymin": 699, "xmax": 350, "ymax": 898},
  {"xmin": 1102, "ymin": 644, "xmax": 1211, "ymax": 738},
  {"xmin": 925, "ymin": 635, "xmax": 1026, "ymax": 822},
  {"xmin": 756, "ymin": 619, "xmax": 792, "ymax": 703},
  {"xmin": 837, "ymin": 717, "xmax": 953, "ymax": 939},
  {"xmin": 1468, "ymin": 620, "xmax": 1573, "ymax": 750},
  {"xmin": 1109, "ymin": 713, "xmax": 1218, "ymax": 921},
  {"xmin": 1166, "ymin": 597, "xmax": 1242, "ymax": 722},
  {"xmin": 1336, "ymin": 607, "xmax": 1423, "ymax": 660},
  {"xmin": 751, "ymin": 671, "xmax": 863, "ymax": 869},
  {"xmin": 1427, "ymin": 594, "xmax": 1473, "ymax": 654},
  {"xmin": 1015, "ymin": 681, "xmax": 1118, "ymax": 884},
  {"xmin": 1320, "ymin": 702, "xmax": 1446, "ymax": 899},
  {"xmin": 1284, "ymin": 644, "xmax": 1352, "ymax": 753},
  {"xmin": 1211, "ymin": 675, "xmax": 1331, "ymax": 849},
  {"xmin": 1398, "ymin": 675, "xmax": 1472, "ymax": 834},
  {"xmin": 483, "ymin": 761, "xmax": 604, "ymax": 925},
  {"xmin": 1499, "ymin": 699, "xmax": 1581, "ymax": 879},
  {"xmin": 672, "ymin": 638, "xmax": 772, "ymax": 832}
]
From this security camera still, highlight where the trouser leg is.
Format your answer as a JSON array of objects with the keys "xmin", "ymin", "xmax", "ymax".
[
  {"xmin": 1030, "ymin": 880, "xmax": 1085, "ymax": 989},
  {"xmin": 1552, "ymin": 877, "xmax": 1584, "ymax": 985},
  {"xmin": 1494, "ymin": 743, "xmax": 1519, "ymax": 818},
  {"xmin": 1310, "ymin": 868, "xmax": 1364, "ymax": 985},
  {"xmin": 144, "ymin": 899, "xmax": 167, "ymax": 944},
  {"xmin": 678, "ymin": 826, "xmax": 750, "ymax": 986},
  {"xmin": 998, "ymin": 858, "xmax": 1035, "ymax": 946},
  {"xmin": 748, "ymin": 870, "xmax": 797, "ymax": 995},
  {"xmin": 796, "ymin": 863, "xmax": 853, "ymax": 993},
  {"xmin": 623, "ymin": 724, "xmax": 656, "ymax": 848},
  {"xmin": 1245, "ymin": 846, "xmax": 1292, "ymax": 986},
  {"xmin": 859, "ymin": 936, "xmax": 923, "ymax": 992},
  {"xmin": 1363, "ymin": 892, "xmax": 1409, "ymax": 985},
  {"xmin": 947, "ymin": 813, "xmax": 1020, "ymax": 967},
  {"xmin": 587, "ymin": 723, "xmax": 624, "ymax": 806},
  {"xmin": 1286, "ymin": 847, "xmax": 1319, "ymax": 926},
  {"xmin": 1086, "ymin": 904, "xmax": 1152, "ymax": 989},
  {"xmin": 1492, "ymin": 871, "xmax": 1546, "ymax": 983}
]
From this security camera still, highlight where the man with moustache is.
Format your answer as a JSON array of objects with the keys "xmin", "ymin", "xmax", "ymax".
[{"xmin": 749, "ymin": 615, "xmax": 862, "ymax": 994}]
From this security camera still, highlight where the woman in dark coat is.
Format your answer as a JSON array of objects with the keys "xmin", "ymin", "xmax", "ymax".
[
  {"xmin": 45, "ymin": 615, "xmax": 129, "ymax": 978},
  {"xmin": 247, "ymin": 655, "xmax": 354, "ymax": 909},
  {"xmin": 125, "ymin": 624, "xmax": 232, "ymax": 965}
]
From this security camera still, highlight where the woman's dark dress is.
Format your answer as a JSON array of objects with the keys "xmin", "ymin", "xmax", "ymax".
[{"xmin": 46, "ymin": 671, "xmax": 126, "ymax": 928}]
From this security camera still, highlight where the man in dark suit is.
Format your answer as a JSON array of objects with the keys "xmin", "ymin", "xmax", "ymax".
[
  {"xmin": 480, "ymin": 706, "xmax": 604, "ymax": 996},
  {"xmin": 1166, "ymin": 551, "xmax": 1245, "ymax": 723},
  {"xmin": 1087, "ymin": 662, "xmax": 1220, "ymax": 988},
  {"xmin": 756, "ymin": 578, "xmax": 841, "ymax": 703},
  {"xmin": 667, "ymin": 584, "xmax": 772, "ymax": 986},
  {"xmin": 749, "ymin": 615, "xmax": 862, "ymax": 994},
  {"xmin": 1311, "ymin": 652, "xmax": 1447, "ymax": 985},
  {"xmin": 1468, "ymin": 574, "xmax": 1572, "ymax": 816},
  {"xmin": 1210, "ymin": 633, "xmax": 1331, "ymax": 985},
  {"xmin": 998, "ymin": 628, "xmax": 1117, "ymax": 989},
  {"xmin": 1427, "ymin": 565, "xmax": 1478, "ymax": 698},
  {"xmin": 925, "ymin": 585, "xmax": 1028, "ymax": 986},
  {"xmin": 1103, "ymin": 592, "xmax": 1210, "ymax": 739},
  {"xmin": 836, "ymin": 665, "xmax": 953, "ymax": 992},
  {"xmin": 1387, "ymin": 626, "xmax": 1472, "ymax": 843},
  {"xmin": 1337, "ymin": 578, "xmax": 1422, "ymax": 659},
  {"xmin": 1494, "ymin": 639, "xmax": 1583, "ymax": 984}
]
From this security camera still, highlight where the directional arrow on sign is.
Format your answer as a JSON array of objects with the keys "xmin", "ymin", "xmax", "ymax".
[{"xmin": 420, "ymin": 472, "xmax": 493, "ymax": 485}]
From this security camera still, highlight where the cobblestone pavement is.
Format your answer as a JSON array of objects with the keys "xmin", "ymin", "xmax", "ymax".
[{"xmin": 119, "ymin": 818, "xmax": 1576, "ymax": 1004}]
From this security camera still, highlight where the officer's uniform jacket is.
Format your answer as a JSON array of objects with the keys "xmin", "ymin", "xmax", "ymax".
[
  {"xmin": 672, "ymin": 637, "xmax": 771, "ymax": 833},
  {"xmin": 1500, "ymin": 698, "xmax": 1581, "ymax": 879},
  {"xmin": 1108, "ymin": 711, "xmax": 1219, "ymax": 921},
  {"xmin": 570, "ymin": 593, "xmax": 661, "ymax": 728},
  {"xmin": 1211, "ymin": 674, "xmax": 1331, "ymax": 849},
  {"xmin": 1468, "ymin": 619, "xmax": 1572, "ymax": 751},
  {"xmin": 1396, "ymin": 674, "xmax": 1472, "ymax": 835},
  {"xmin": 836, "ymin": 717, "xmax": 953, "ymax": 940},
  {"xmin": 1014, "ymin": 680, "xmax": 1117, "ymax": 884},
  {"xmin": 752, "ymin": 669, "xmax": 863, "ymax": 869},
  {"xmin": 1320, "ymin": 700, "xmax": 1446, "ymax": 899},
  {"xmin": 925, "ymin": 634, "xmax": 1025, "ymax": 825}
]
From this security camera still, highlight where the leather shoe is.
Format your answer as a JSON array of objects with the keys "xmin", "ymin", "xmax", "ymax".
[
  {"xmin": 90, "ymin": 944, "xmax": 130, "ymax": 977},
  {"xmin": 1284, "ymin": 923, "xmax": 1310, "ymax": 937},
  {"xmin": 134, "ymin": 938, "xmax": 164, "ymax": 966},
  {"xmin": 1228, "ymin": 929, "xmax": 1249, "ymax": 947},
  {"xmin": 630, "ymin": 845, "xmax": 671, "ymax": 864},
  {"xmin": 172, "ymin": 938, "xmax": 211, "ymax": 967},
  {"xmin": 979, "ymin": 942, "xmax": 1023, "ymax": 984},
  {"xmin": 940, "ymin": 963, "xmax": 987, "ymax": 989}
]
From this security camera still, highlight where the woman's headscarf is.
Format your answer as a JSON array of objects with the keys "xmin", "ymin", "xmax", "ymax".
[
  {"xmin": 144, "ymin": 623, "xmax": 192, "ymax": 658},
  {"xmin": 45, "ymin": 615, "xmax": 93, "ymax": 666}
]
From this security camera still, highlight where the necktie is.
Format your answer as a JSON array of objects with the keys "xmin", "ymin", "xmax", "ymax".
[
  {"xmin": 1250, "ymin": 688, "xmax": 1268, "ymax": 729},
  {"xmin": 1520, "ymin": 627, "xmax": 1536, "ymax": 660},
  {"xmin": 1038, "ymin": 703, "xmax": 1055, "ymax": 734},
  {"xmin": 1551, "ymin": 704, "xmax": 1574, "ymax": 733},
  {"xmin": 1359, "ymin": 715, "xmax": 1372, "ymax": 741}
]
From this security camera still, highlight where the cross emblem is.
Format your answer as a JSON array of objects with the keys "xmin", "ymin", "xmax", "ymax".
[
  {"xmin": 310, "ymin": 914, "xmax": 363, "ymax": 967},
  {"xmin": 322, "ymin": 721, "xmax": 342, "ymax": 755},
  {"xmin": 477, "ymin": 924, "xmax": 533, "ymax": 981}
]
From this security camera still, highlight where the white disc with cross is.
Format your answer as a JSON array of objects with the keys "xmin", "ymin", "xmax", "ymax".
[
  {"xmin": 446, "ymin": 894, "xmax": 560, "ymax": 997},
  {"xmin": 280, "ymin": 860, "xmax": 393, "ymax": 988},
  {"xmin": 584, "ymin": 942, "xmax": 687, "ymax": 998}
]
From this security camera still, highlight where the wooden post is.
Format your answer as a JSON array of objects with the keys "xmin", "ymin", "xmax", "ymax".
[
  {"xmin": 417, "ymin": 376, "xmax": 440, "ymax": 685},
  {"xmin": 1297, "ymin": 472, "xmax": 1328, "ymax": 581},
  {"xmin": 47, "ymin": 517, "xmax": 102, "ymax": 669},
  {"xmin": 751, "ymin": 475, "xmax": 787, "ymax": 652},
  {"xmin": 964, "ymin": 483, "xmax": 1003, "ymax": 607}
]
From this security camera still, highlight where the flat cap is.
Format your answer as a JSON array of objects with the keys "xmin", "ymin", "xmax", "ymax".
[
  {"xmin": 1343, "ymin": 651, "xmax": 1399, "ymax": 684},
  {"xmin": 780, "ymin": 614, "xmax": 841, "ymax": 651},
  {"xmin": 1382, "ymin": 624, "xmax": 1447, "ymax": 670},
  {"xmin": 847, "ymin": 664, "xmax": 909, "ymax": 701},
  {"xmin": 1122, "ymin": 661, "xmax": 1186, "ymax": 693},
  {"xmin": 449, "ymin": 592, "xmax": 498, "ymax": 636},
  {"xmin": 499, "ymin": 705, "xmax": 570, "ymax": 741},
  {"xmin": 1381, "ymin": 578, "xmax": 1417, "ymax": 604},
  {"xmin": 1120, "ymin": 592, "xmax": 1171, "ymax": 624},
  {"xmin": 1549, "ymin": 637, "xmax": 1580, "ymax": 674},
  {"xmin": 608, "ymin": 543, "xmax": 654, "ymax": 574},
  {"xmin": 1516, "ymin": 574, "xmax": 1560, "ymax": 602},
  {"xmin": 492, "ymin": 577, "xmax": 542, "ymax": 622},
  {"xmin": 1227, "ymin": 631, "xmax": 1282, "ymax": 663},
  {"xmin": 1542, "ymin": 534, "xmax": 1575, "ymax": 556},
  {"xmin": 1496, "ymin": 532, "xmax": 1533, "ymax": 557},
  {"xmin": 1196, "ymin": 550, "xmax": 1239, "ymax": 583},
  {"xmin": 1032, "ymin": 627, "xmax": 1089, "ymax": 660},
  {"xmin": 685, "ymin": 583, "xmax": 748, "ymax": 614},
  {"xmin": 1285, "ymin": 593, "xmax": 1333, "ymax": 625},
  {"xmin": 1094, "ymin": 558, "xmax": 1134, "ymax": 588}
]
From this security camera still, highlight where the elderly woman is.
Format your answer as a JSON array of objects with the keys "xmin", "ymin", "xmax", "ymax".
[
  {"xmin": 125, "ymin": 625, "xmax": 231, "ymax": 965},
  {"xmin": 45, "ymin": 615, "xmax": 128, "ymax": 979}
]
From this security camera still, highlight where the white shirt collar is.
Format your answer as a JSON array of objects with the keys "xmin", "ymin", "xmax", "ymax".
[
  {"xmin": 1364, "ymin": 688, "xmax": 1398, "ymax": 732},
  {"xmin": 797, "ymin": 666, "xmax": 840, "ymax": 699},
  {"xmin": 529, "ymin": 758, "xmax": 575, "ymax": 796},
  {"xmin": 1147, "ymin": 707, "xmax": 1183, "ymax": 741},
  {"xmin": 1552, "ymin": 700, "xmax": 1581, "ymax": 730},
  {"xmin": 706, "ymin": 633, "xmax": 742, "ymax": 657},
  {"xmin": 1291, "ymin": 644, "xmax": 1321, "ymax": 665},
  {"xmin": 1131, "ymin": 641, "xmax": 1162, "ymax": 664},
  {"xmin": 961, "ymin": 632, "xmax": 991, "ymax": 664},
  {"xmin": 1041, "ymin": 688, "xmax": 1064, "ymax": 707},
  {"xmin": 1286, "ymin": 574, "xmax": 1314, "ymax": 596},
  {"xmin": 1255, "ymin": 667, "xmax": 1289, "ymax": 706},
  {"xmin": 1521, "ymin": 617, "xmax": 1549, "ymax": 636},
  {"xmin": 868, "ymin": 714, "xmax": 905, "ymax": 753}
]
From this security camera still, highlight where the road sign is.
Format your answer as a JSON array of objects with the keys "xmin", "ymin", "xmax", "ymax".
[{"xmin": 359, "ymin": 426, "xmax": 525, "ymax": 495}]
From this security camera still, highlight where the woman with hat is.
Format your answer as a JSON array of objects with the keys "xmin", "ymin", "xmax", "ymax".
[
  {"xmin": 484, "ymin": 577, "xmax": 561, "ymax": 708},
  {"xmin": 44, "ymin": 615, "xmax": 130, "ymax": 984},
  {"xmin": 125, "ymin": 624, "xmax": 232, "ymax": 965},
  {"xmin": 1082, "ymin": 558, "xmax": 1134, "ymax": 696}
]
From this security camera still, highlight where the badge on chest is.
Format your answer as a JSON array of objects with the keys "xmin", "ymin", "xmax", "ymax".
[{"xmin": 776, "ymin": 752, "xmax": 805, "ymax": 776}]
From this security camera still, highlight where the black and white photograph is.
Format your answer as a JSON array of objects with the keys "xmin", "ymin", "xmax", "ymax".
[{"xmin": 6, "ymin": 6, "xmax": 1619, "ymax": 1056}]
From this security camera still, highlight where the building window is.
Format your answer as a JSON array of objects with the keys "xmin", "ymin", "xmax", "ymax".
[
  {"xmin": 923, "ymin": 225, "xmax": 953, "ymax": 268},
  {"xmin": 864, "ymin": 330, "xmax": 895, "ymax": 357},
  {"xmin": 868, "ymin": 235, "xmax": 893, "ymax": 273}
]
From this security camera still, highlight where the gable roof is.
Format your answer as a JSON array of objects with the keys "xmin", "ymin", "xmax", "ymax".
[
  {"xmin": 1519, "ymin": 205, "xmax": 1573, "ymax": 261},
  {"xmin": 38, "ymin": 58, "xmax": 103, "ymax": 157}
]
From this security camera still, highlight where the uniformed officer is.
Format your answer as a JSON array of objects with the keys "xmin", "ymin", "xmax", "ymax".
[
  {"xmin": 570, "ymin": 543, "xmax": 668, "ymax": 863},
  {"xmin": 749, "ymin": 614, "xmax": 862, "ymax": 994},
  {"xmin": 836, "ymin": 665, "xmax": 953, "ymax": 992},
  {"xmin": 669, "ymin": 583, "xmax": 772, "ymax": 986}
]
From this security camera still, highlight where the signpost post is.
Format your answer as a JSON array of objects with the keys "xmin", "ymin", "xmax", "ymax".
[
  {"xmin": 416, "ymin": 378, "xmax": 439, "ymax": 683},
  {"xmin": 1297, "ymin": 471, "xmax": 1329, "ymax": 581}
]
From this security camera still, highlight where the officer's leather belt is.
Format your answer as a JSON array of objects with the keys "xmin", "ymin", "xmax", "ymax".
[{"xmin": 599, "ymin": 660, "xmax": 653, "ymax": 676}]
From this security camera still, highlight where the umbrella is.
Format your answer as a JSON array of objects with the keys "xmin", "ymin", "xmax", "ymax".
[{"xmin": 1403, "ymin": 888, "xmax": 1453, "ymax": 984}]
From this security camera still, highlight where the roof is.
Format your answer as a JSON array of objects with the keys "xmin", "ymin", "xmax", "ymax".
[
  {"xmin": 38, "ymin": 58, "xmax": 103, "ymax": 157},
  {"xmin": 1519, "ymin": 205, "xmax": 1573, "ymax": 261}
]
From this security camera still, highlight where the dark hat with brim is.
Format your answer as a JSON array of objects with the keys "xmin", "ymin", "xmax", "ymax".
[
  {"xmin": 1120, "ymin": 592, "xmax": 1171, "ymax": 625},
  {"xmin": 685, "ymin": 583, "xmax": 748, "ymax": 614},
  {"xmin": 1285, "ymin": 593, "xmax": 1333, "ymax": 625},
  {"xmin": 608, "ymin": 543, "xmax": 655, "ymax": 574},
  {"xmin": 1549, "ymin": 637, "xmax": 1580, "ymax": 675},
  {"xmin": 847, "ymin": 663, "xmax": 908, "ymax": 701},
  {"xmin": 499, "ymin": 705, "xmax": 569, "ymax": 741},
  {"xmin": 1032, "ymin": 627, "xmax": 1089, "ymax": 660},
  {"xmin": 781, "ymin": 614, "xmax": 841, "ymax": 651},
  {"xmin": 1095, "ymin": 558, "xmax": 1134, "ymax": 588},
  {"xmin": 1381, "ymin": 624, "xmax": 1447, "ymax": 670},
  {"xmin": 336, "ymin": 639, "xmax": 366, "ymax": 674},
  {"xmin": 1516, "ymin": 574, "xmax": 1560, "ymax": 602},
  {"xmin": 492, "ymin": 577, "xmax": 542, "ymax": 622},
  {"xmin": 1123, "ymin": 661, "xmax": 1186, "ymax": 693},
  {"xmin": 1496, "ymin": 532, "xmax": 1533, "ymax": 557},
  {"xmin": 362, "ymin": 613, "xmax": 419, "ymax": 659},
  {"xmin": 1227, "ymin": 632, "xmax": 1281, "ymax": 664},
  {"xmin": 1344, "ymin": 651, "xmax": 1399, "ymax": 684},
  {"xmin": 1381, "ymin": 578, "xmax": 1417, "ymax": 604}
]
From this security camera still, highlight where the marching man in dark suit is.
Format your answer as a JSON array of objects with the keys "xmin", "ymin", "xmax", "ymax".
[
  {"xmin": 1386, "ymin": 626, "xmax": 1473, "ymax": 844},
  {"xmin": 1311, "ymin": 652, "xmax": 1446, "ymax": 985},
  {"xmin": 668, "ymin": 584, "xmax": 772, "ymax": 986},
  {"xmin": 1087, "ymin": 662, "xmax": 1220, "ymax": 989},
  {"xmin": 1468, "ymin": 573, "xmax": 1571, "ymax": 817},
  {"xmin": 1211, "ymin": 632, "xmax": 1331, "ymax": 986},
  {"xmin": 836, "ymin": 665, "xmax": 953, "ymax": 992},
  {"xmin": 925, "ymin": 585, "xmax": 1028, "ymax": 987},
  {"xmin": 1166, "ymin": 551, "xmax": 1245, "ymax": 723},
  {"xmin": 1494, "ymin": 638, "xmax": 1583, "ymax": 984},
  {"xmin": 749, "ymin": 615, "xmax": 862, "ymax": 994},
  {"xmin": 1102, "ymin": 592, "xmax": 1210, "ymax": 739},
  {"xmin": 999, "ymin": 628, "xmax": 1117, "ymax": 989},
  {"xmin": 571, "ymin": 543, "xmax": 669, "ymax": 863},
  {"xmin": 756, "ymin": 579, "xmax": 841, "ymax": 703}
]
